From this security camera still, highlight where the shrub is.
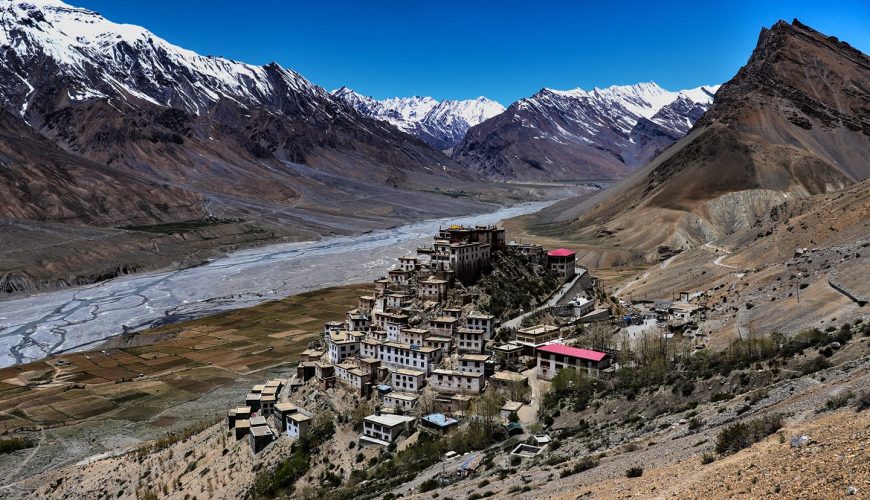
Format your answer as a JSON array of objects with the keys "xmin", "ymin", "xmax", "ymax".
[
  {"xmin": 558, "ymin": 457, "xmax": 599, "ymax": 478},
  {"xmin": 856, "ymin": 391, "xmax": 870, "ymax": 412},
  {"xmin": 688, "ymin": 418, "xmax": 704, "ymax": 431},
  {"xmin": 799, "ymin": 356, "xmax": 831, "ymax": 375},
  {"xmin": 625, "ymin": 467, "xmax": 644, "ymax": 478},
  {"xmin": 478, "ymin": 479, "xmax": 490, "ymax": 488},
  {"xmin": 715, "ymin": 414, "xmax": 784, "ymax": 455},
  {"xmin": 710, "ymin": 392, "xmax": 732, "ymax": 403},
  {"xmin": 509, "ymin": 455, "xmax": 521, "ymax": 466},
  {"xmin": 419, "ymin": 479, "xmax": 439, "ymax": 493},
  {"xmin": 701, "ymin": 452, "xmax": 716, "ymax": 465},
  {"xmin": 822, "ymin": 391, "xmax": 854, "ymax": 412}
]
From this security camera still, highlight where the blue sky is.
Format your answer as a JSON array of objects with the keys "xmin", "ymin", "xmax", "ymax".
[{"xmin": 75, "ymin": 0, "xmax": 869, "ymax": 105}]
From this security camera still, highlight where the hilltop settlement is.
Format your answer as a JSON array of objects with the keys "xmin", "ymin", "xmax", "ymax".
[{"xmin": 226, "ymin": 224, "xmax": 611, "ymax": 455}]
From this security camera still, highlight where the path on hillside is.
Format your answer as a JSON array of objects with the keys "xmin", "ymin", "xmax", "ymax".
[
  {"xmin": 705, "ymin": 242, "xmax": 740, "ymax": 269},
  {"xmin": 503, "ymin": 268, "xmax": 584, "ymax": 329}
]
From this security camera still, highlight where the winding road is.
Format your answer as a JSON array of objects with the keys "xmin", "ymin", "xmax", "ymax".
[{"xmin": 0, "ymin": 201, "xmax": 556, "ymax": 367}]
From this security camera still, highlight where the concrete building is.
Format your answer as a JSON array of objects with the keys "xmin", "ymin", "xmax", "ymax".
[
  {"xmin": 385, "ymin": 293, "xmax": 410, "ymax": 311},
  {"xmin": 335, "ymin": 362, "xmax": 369, "ymax": 395},
  {"xmin": 358, "ymin": 295, "xmax": 376, "ymax": 314},
  {"xmin": 382, "ymin": 392, "xmax": 419, "ymax": 412},
  {"xmin": 227, "ymin": 406, "xmax": 252, "ymax": 429},
  {"xmin": 420, "ymin": 413, "xmax": 460, "ymax": 435},
  {"xmin": 347, "ymin": 310, "xmax": 370, "ymax": 332},
  {"xmin": 437, "ymin": 241, "xmax": 491, "ymax": 285},
  {"xmin": 388, "ymin": 268, "xmax": 412, "ymax": 287},
  {"xmin": 423, "ymin": 336, "xmax": 451, "ymax": 363},
  {"xmin": 455, "ymin": 327, "xmax": 485, "ymax": 354},
  {"xmin": 245, "ymin": 393, "xmax": 261, "ymax": 412},
  {"xmin": 234, "ymin": 419, "xmax": 251, "ymax": 440},
  {"xmin": 547, "ymin": 248, "xmax": 576, "ymax": 282},
  {"xmin": 418, "ymin": 277, "xmax": 449, "ymax": 302},
  {"xmin": 287, "ymin": 412, "xmax": 312, "ymax": 438},
  {"xmin": 500, "ymin": 401, "xmax": 523, "ymax": 422},
  {"xmin": 377, "ymin": 342, "xmax": 440, "ymax": 375},
  {"xmin": 458, "ymin": 354, "xmax": 490, "ymax": 375},
  {"xmin": 273, "ymin": 402, "xmax": 298, "ymax": 431},
  {"xmin": 392, "ymin": 368, "xmax": 426, "ymax": 393},
  {"xmin": 249, "ymin": 425, "xmax": 275, "ymax": 454},
  {"xmin": 260, "ymin": 394, "xmax": 276, "ymax": 413},
  {"xmin": 489, "ymin": 371, "xmax": 528, "ymax": 392},
  {"xmin": 491, "ymin": 343, "xmax": 523, "ymax": 365},
  {"xmin": 507, "ymin": 241, "xmax": 546, "ymax": 263},
  {"xmin": 327, "ymin": 331, "xmax": 361, "ymax": 364},
  {"xmin": 398, "ymin": 327, "xmax": 430, "ymax": 346},
  {"xmin": 466, "ymin": 313, "xmax": 497, "ymax": 340},
  {"xmin": 374, "ymin": 278, "xmax": 390, "ymax": 297},
  {"xmin": 323, "ymin": 321, "xmax": 345, "ymax": 337},
  {"xmin": 443, "ymin": 307, "xmax": 463, "ymax": 319},
  {"xmin": 300, "ymin": 348, "xmax": 325, "ymax": 362},
  {"xmin": 436, "ymin": 225, "xmax": 506, "ymax": 253},
  {"xmin": 315, "ymin": 362, "xmax": 335, "ymax": 387},
  {"xmin": 398, "ymin": 255, "xmax": 419, "ymax": 272},
  {"xmin": 515, "ymin": 324, "xmax": 561, "ymax": 354},
  {"xmin": 428, "ymin": 316, "xmax": 459, "ymax": 337},
  {"xmin": 430, "ymin": 369, "xmax": 485, "ymax": 395},
  {"xmin": 536, "ymin": 344, "xmax": 611, "ymax": 379},
  {"xmin": 361, "ymin": 414, "xmax": 416, "ymax": 446},
  {"xmin": 373, "ymin": 311, "xmax": 408, "ymax": 331}
]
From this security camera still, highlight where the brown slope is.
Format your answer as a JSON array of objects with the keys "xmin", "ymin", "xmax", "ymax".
[
  {"xmin": 538, "ymin": 19, "xmax": 869, "ymax": 258},
  {"xmin": 0, "ymin": 110, "xmax": 201, "ymax": 225}
]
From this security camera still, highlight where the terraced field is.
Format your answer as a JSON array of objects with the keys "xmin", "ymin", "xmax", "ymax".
[{"xmin": 0, "ymin": 284, "xmax": 366, "ymax": 482}]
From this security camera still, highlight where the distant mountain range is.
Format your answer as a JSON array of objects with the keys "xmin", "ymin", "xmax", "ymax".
[
  {"xmin": 332, "ymin": 88, "xmax": 504, "ymax": 150},
  {"xmin": 452, "ymin": 82, "xmax": 720, "ymax": 180}
]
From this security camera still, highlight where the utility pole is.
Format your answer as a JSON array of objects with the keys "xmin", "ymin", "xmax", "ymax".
[{"xmin": 796, "ymin": 272, "xmax": 802, "ymax": 304}]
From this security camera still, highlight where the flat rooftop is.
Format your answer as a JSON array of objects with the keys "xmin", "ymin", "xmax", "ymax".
[
  {"xmin": 517, "ymin": 325, "xmax": 559, "ymax": 335},
  {"xmin": 501, "ymin": 401, "xmax": 523, "ymax": 412},
  {"xmin": 274, "ymin": 403, "xmax": 297, "ymax": 412},
  {"xmin": 459, "ymin": 354, "xmax": 490, "ymax": 362},
  {"xmin": 250, "ymin": 425, "xmax": 272, "ymax": 437},
  {"xmin": 387, "ymin": 392, "xmax": 419, "ymax": 401},
  {"xmin": 490, "ymin": 371, "xmax": 527, "ymax": 382},
  {"xmin": 395, "ymin": 368, "xmax": 425, "ymax": 377},
  {"xmin": 364, "ymin": 414, "xmax": 415, "ymax": 427}
]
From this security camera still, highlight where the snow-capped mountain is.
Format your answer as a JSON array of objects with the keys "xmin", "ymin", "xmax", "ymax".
[
  {"xmin": 453, "ymin": 82, "xmax": 720, "ymax": 180},
  {"xmin": 0, "ymin": 0, "xmax": 475, "ymax": 227},
  {"xmin": 333, "ymin": 87, "xmax": 505, "ymax": 150},
  {"xmin": 0, "ymin": 0, "xmax": 327, "ymax": 117}
]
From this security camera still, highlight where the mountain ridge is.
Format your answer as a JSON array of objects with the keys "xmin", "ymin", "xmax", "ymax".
[
  {"xmin": 332, "ymin": 87, "xmax": 505, "ymax": 150},
  {"xmin": 452, "ymin": 81, "xmax": 720, "ymax": 180}
]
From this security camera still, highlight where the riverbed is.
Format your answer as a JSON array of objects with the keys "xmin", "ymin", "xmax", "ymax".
[{"xmin": 0, "ymin": 201, "xmax": 556, "ymax": 367}]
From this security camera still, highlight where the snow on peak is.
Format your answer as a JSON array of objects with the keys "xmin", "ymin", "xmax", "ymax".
[
  {"xmin": 528, "ymin": 81, "xmax": 720, "ymax": 136},
  {"xmin": 332, "ymin": 88, "xmax": 504, "ymax": 149},
  {"xmin": 1, "ymin": 0, "xmax": 324, "ymax": 114}
]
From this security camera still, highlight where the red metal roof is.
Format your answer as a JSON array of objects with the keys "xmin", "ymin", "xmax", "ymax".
[
  {"xmin": 537, "ymin": 344, "xmax": 607, "ymax": 362},
  {"xmin": 547, "ymin": 248, "xmax": 575, "ymax": 257}
]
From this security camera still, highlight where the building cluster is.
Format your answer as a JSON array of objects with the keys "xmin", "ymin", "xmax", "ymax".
[
  {"xmin": 216, "ymin": 225, "xmax": 626, "ymax": 459},
  {"xmin": 227, "ymin": 379, "xmax": 318, "ymax": 454},
  {"xmin": 285, "ymin": 225, "xmax": 614, "ymax": 448}
]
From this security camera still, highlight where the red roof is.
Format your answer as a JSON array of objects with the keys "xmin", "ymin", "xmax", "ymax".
[
  {"xmin": 547, "ymin": 248, "xmax": 575, "ymax": 257},
  {"xmin": 537, "ymin": 344, "xmax": 607, "ymax": 362}
]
